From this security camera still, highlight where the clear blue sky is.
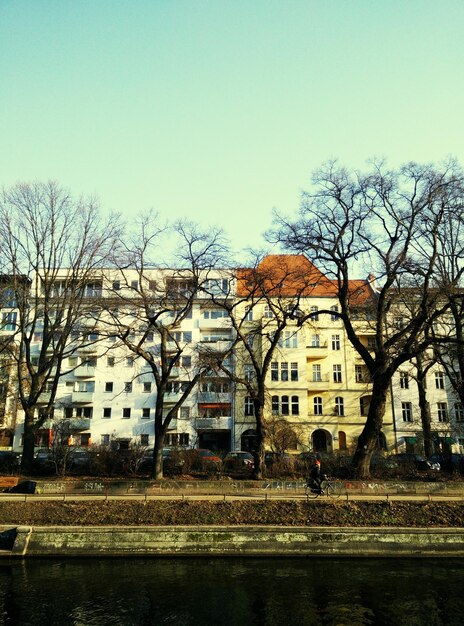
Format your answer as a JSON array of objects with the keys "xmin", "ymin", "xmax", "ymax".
[{"xmin": 1, "ymin": 0, "xmax": 463, "ymax": 254}]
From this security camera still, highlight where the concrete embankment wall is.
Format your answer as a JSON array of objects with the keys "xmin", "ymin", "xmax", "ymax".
[{"xmin": 4, "ymin": 525, "xmax": 464, "ymax": 558}]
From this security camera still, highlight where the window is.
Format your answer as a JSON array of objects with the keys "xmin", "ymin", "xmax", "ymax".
[
  {"xmin": 338, "ymin": 431, "xmax": 347, "ymax": 451},
  {"xmin": 122, "ymin": 408, "xmax": 131, "ymax": 418},
  {"xmin": 145, "ymin": 332, "xmax": 154, "ymax": 342},
  {"xmin": 435, "ymin": 371, "xmax": 445, "ymax": 390},
  {"xmin": 105, "ymin": 382, "xmax": 113, "ymax": 392},
  {"xmin": 291, "ymin": 395, "xmax": 299, "ymax": 415},
  {"xmin": 281, "ymin": 395, "xmax": 289, "ymax": 415},
  {"xmin": 183, "ymin": 331, "xmax": 192, "ymax": 343},
  {"xmin": 271, "ymin": 362, "xmax": 278, "ymax": 381},
  {"xmin": 165, "ymin": 433, "xmax": 190, "ymax": 446},
  {"xmin": 107, "ymin": 356, "xmax": 115, "ymax": 367},
  {"xmin": 394, "ymin": 316, "xmax": 404, "ymax": 329},
  {"xmin": 264, "ymin": 305, "xmax": 274, "ymax": 318},
  {"xmin": 399, "ymin": 372, "xmax": 409, "ymax": 389},
  {"xmin": 142, "ymin": 408, "xmax": 150, "ymax": 419},
  {"xmin": 126, "ymin": 357, "xmax": 134, "ymax": 367},
  {"xmin": 331, "ymin": 335, "xmax": 340, "ymax": 351},
  {"xmin": 401, "ymin": 402, "xmax": 412, "ymax": 422},
  {"xmin": 140, "ymin": 434, "xmax": 149, "ymax": 446},
  {"xmin": 333, "ymin": 365, "xmax": 342, "ymax": 383},
  {"xmin": 360, "ymin": 397, "xmax": 370, "ymax": 416},
  {"xmin": 204, "ymin": 278, "xmax": 229, "ymax": 295},
  {"xmin": 103, "ymin": 408, "xmax": 112, "ymax": 418},
  {"xmin": 130, "ymin": 280, "xmax": 138, "ymax": 290},
  {"xmin": 312, "ymin": 364, "xmax": 321, "ymax": 382},
  {"xmin": 244, "ymin": 364, "xmax": 255, "ymax": 382},
  {"xmin": 330, "ymin": 305, "xmax": 338, "ymax": 321},
  {"xmin": 124, "ymin": 382, "xmax": 132, "ymax": 393},
  {"xmin": 68, "ymin": 357, "xmax": 78, "ymax": 367},
  {"xmin": 314, "ymin": 397, "xmax": 323, "ymax": 415},
  {"xmin": 143, "ymin": 382, "xmax": 152, "ymax": 393},
  {"xmin": 112, "ymin": 281, "xmax": 120, "ymax": 291},
  {"xmin": 355, "ymin": 365, "xmax": 363, "ymax": 383},
  {"xmin": 180, "ymin": 406, "xmax": 190, "ymax": 419},
  {"xmin": 437, "ymin": 402, "xmax": 448, "ymax": 422},
  {"xmin": 455, "ymin": 403, "xmax": 464, "ymax": 422},
  {"xmin": 203, "ymin": 309, "xmax": 228, "ymax": 319},
  {"xmin": 310, "ymin": 305, "xmax": 319, "ymax": 321},
  {"xmin": 311, "ymin": 334, "xmax": 320, "ymax": 347},
  {"xmin": 101, "ymin": 434, "xmax": 110, "ymax": 445},
  {"xmin": 1, "ymin": 312, "xmax": 17, "ymax": 331},
  {"xmin": 181, "ymin": 355, "xmax": 191, "ymax": 368},
  {"xmin": 290, "ymin": 362, "xmax": 298, "ymax": 381},
  {"xmin": 281, "ymin": 362, "xmax": 288, "ymax": 381},
  {"xmin": 335, "ymin": 396, "xmax": 344, "ymax": 416},
  {"xmin": 245, "ymin": 306, "xmax": 253, "ymax": 321},
  {"xmin": 245, "ymin": 397, "xmax": 254, "ymax": 416},
  {"xmin": 271, "ymin": 396, "xmax": 279, "ymax": 416},
  {"xmin": 75, "ymin": 406, "xmax": 93, "ymax": 418}
]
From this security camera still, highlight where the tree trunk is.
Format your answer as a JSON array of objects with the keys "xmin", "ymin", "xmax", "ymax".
[
  {"xmin": 152, "ymin": 415, "xmax": 164, "ymax": 480},
  {"xmin": 352, "ymin": 376, "xmax": 390, "ymax": 478},
  {"xmin": 416, "ymin": 355, "xmax": 434, "ymax": 457},
  {"xmin": 20, "ymin": 407, "xmax": 36, "ymax": 473},
  {"xmin": 252, "ymin": 400, "xmax": 266, "ymax": 480}
]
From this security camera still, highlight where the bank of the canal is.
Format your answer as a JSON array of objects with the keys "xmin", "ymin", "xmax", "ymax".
[{"xmin": 1, "ymin": 499, "xmax": 464, "ymax": 557}]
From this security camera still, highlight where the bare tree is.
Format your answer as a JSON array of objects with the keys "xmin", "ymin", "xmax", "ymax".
[
  {"xmin": 0, "ymin": 181, "xmax": 121, "ymax": 472},
  {"xmin": 101, "ymin": 215, "xmax": 228, "ymax": 479},
  {"xmin": 273, "ymin": 160, "xmax": 464, "ymax": 477}
]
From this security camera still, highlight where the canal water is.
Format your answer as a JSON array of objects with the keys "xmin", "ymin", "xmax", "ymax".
[{"xmin": 0, "ymin": 557, "xmax": 462, "ymax": 625}]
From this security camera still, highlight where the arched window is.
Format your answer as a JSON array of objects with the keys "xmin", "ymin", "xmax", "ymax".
[
  {"xmin": 291, "ymin": 396, "xmax": 299, "ymax": 415},
  {"xmin": 281, "ymin": 395, "xmax": 289, "ymax": 415},
  {"xmin": 314, "ymin": 397, "xmax": 323, "ymax": 415},
  {"xmin": 272, "ymin": 396, "xmax": 279, "ymax": 415},
  {"xmin": 338, "ymin": 431, "xmax": 347, "ymax": 450}
]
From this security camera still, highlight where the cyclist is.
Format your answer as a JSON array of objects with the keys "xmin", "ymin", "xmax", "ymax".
[{"xmin": 308, "ymin": 459, "xmax": 324, "ymax": 494}]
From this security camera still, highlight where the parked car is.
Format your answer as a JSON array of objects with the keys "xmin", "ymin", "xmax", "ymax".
[
  {"xmin": 140, "ymin": 448, "xmax": 185, "ymax": 473},
  {"xmin": 191, "ymin": 449, "xmax": 222, "ymax": 471},
  {"xmin": 0, "ymin": 450, "xmax": 21, "ymax": 472},
  {"xmin": 429, "ymin": 453, "xmax": 464, "ymax": 474},
  {"xmin": 69, "ymin": 448, "xmax": 93, "ymax": 471},
  {"xmin": 223, "ymin": 451, "xmax": 254, "ymax": 472},
  {"xmin": 33, "ymin": 448, "xmax": 53, "ymax": 468},
  {"xmin": 386, "ymin": 453, "xmax": 440, "ymax": 471}
]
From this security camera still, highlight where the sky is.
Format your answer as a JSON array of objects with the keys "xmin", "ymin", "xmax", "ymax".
[{"xmin": 1, "ymin": 0, "xmax": 464, "ymax": 257}]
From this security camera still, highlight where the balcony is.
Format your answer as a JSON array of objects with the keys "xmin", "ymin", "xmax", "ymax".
[
  {"xmin": 198, "ymin": 340, "xmax": 232, "ymax": 353},
  {"xmin": 37, "ymin": 392, "xmax": 52, "ymax": 404},
  {"xmin": 195, "ymin": 416, "xmax": 232, "ymax": 430},
  {"xmin": 74, "ymin": 365, "xmax": 96, "ymax": 378},
  {"xmin": 197, "ymin": 392, "xmax": 231, "ymax": 403},
  {"xmin": 69, "ymin": 417, "xmax": 91, "ymax": 430},
  {"xmin": 307, "ymin": 375, "xmax": 330, "ymax": 389},
  {"xmin": 306, "ymin": 344, "xmax": 328, "ymax": 359},
  {"xmin": 72, "ymin": 391, "xmax": 94, "ymax": 404},
  {"xmin": 198, "ymin": 317, "xmax": 232, "ymax": 331}
]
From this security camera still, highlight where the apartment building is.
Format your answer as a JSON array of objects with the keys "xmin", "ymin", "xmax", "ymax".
[
  {"xmin": 3, "ymin": 254, "xmax": 461, "ymax": 458},
  {"xmin": 392, "ymin": 361, "xmax": 464, "ymax": 455}
]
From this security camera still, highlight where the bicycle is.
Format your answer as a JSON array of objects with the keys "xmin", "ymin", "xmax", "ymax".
[{"xmin": 304, "ymin": 477, "xmax": 342, "ymax": 499}]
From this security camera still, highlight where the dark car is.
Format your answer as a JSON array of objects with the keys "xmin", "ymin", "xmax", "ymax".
[
  {"xmin": 192, "ymin": 449, "xmax": 222, "ymax": 471},
  {"xmin": 223, "ymin": 451, "xmax": 254, "ymax": 472},
  {"xmin": 429, "ymin": 453, "xmax": 464, "ymax": 473},
  {"xmin": 140, "ymin": 448, "xmax": 186, "ymax": 472},
  {"xmin": 0, "ymin": 450, "xmax": 21, "ymax": 473},
  {"xmin": 69, "ymin": 448, "xmax": 92, "ymax": 471},
  {"xmin": 387, "ymin": 453, "xmax": 440, "ymax": 471}
]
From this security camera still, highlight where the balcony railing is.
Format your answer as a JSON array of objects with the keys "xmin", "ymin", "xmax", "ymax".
[
  {"xmin": 69, "ymin": 417, "xmax": 91, "ymax": 430},
  {"xmin": 306, "ymin": 344, "xmax": 328, "ymax": 359},
  {"xmin": 74, "ymin": 365, "xmax": 96, "ymax": 378},
  {"xmin": 195, "ymin": 416, "xmax": 232, "ymax": 430},
  {"xmin": 71, "ymin": 391, "xmax": 94, "ymax": 404},
  {"xmin": 197, "ymin": 392, "xmax": 231, "ymax": 403},
  {"xmin": 198, "ymin": 318, "xmax": 232, "ymax": 331}
]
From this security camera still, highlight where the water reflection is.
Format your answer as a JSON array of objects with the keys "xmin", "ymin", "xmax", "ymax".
[{"xmin": 0, "ymin": 558, "xmax": 462, "ymax": 625}]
